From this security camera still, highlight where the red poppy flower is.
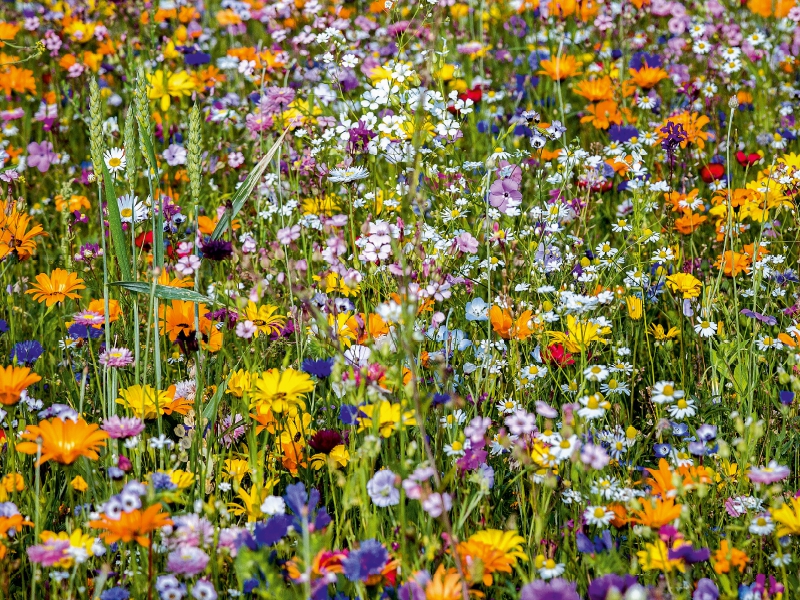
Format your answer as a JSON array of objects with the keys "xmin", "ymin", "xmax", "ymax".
[
  {"xmin": 542, "ymin": 343, "xmax": 575, "ymax": 367},
  {"xmin": 699, "ymin": 163, "xmax": 725, "ymax": 183},
  {"xmin": 735, "ymin": 151, "xmax": 761, "ymax": 167}
]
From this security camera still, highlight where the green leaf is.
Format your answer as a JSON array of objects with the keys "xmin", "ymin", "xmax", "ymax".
[
  {"xmin": 211, "ymin": 128, "xmax": 288, "ymax": 240},
  {"xmin": 101, "ymin": 164, "xmax": 132, "ymax": 281},
  {"xmin": 111, "ymin": 281, "xmax": 214, "ymax": 304},
  {"xmin": 202, "ymin": 379, "xmax": 228, "ymax": 422}
]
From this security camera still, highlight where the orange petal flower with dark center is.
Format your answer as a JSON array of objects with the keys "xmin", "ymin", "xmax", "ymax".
[
  {"xmin": 25, "ymin": 269, "xmax": 86, "ymax": 307},
  {"xmin": 89, "ymin": 504, "xmax": 173, "ymax": 547},
  {"xmin": 17, "ymin": 418, "xmax": 109, "ymax": 465},
  {"xmin": 0, "ymin": 365, "xmax": 41, "ymax": 406}
]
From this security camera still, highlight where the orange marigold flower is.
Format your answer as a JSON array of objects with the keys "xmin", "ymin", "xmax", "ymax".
[
  {"xmin": 573, "ymin": 76, "xmax": 614, "ymax": 102},
  {"xmin": 537, "ymin": 55, "xmax": 581, "ymax": 80},
  {"xmin": 89, "ymin": 504, "xmax": 173, "ymax": 547},
  {"xmin": 630, "ymin": 498, "xmax": 683, "ymax": 528},
  {"xmin": 674, "ymin": 211, "xmax": 707, "ymax": 234},
  {"xmin": 713, "ymin": 539, "xmax": 749, "ymax": 574},
  {"xmin": 0, "ymin": 201, "xmax": 45, "ymax": 261},
  {"xmin": 580, "ymin": 101, "xmax": 623, "ymax": 130},
  {"xmin": 0, "ymin": 65, "xmax": 36, "ymax": 95},
  {"xmin": 489, "ymin": 306, "xmax": 534, "ymax": 340},
  {"xmin": 0, "ymin": 365, "xmax": 41, "ymax": 406},
  {"xmin": 26, "ymin": 269, "xmax": 86, "ymax": 306},
  {"xmin": 714, "ymin": 250, "xmax": 751, "ymax": 277},
  {"xmin": 17, "ymin": 418, "xmax": 109, "ymax": 465},
  {"xmin": 628, "ymin": 65, "xmax": 669, "ymax": 89},
  {"xmin": 425, "ymin": 565, "xmax": 466, "ymax": 600}
]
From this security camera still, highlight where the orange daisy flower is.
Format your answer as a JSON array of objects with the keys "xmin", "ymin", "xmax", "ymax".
[
  {"xmin": 25, "ymin": 269, "xmax": 86, "ymax": 307},
  {"xmin": 89, "ymin": 504, "xmax": 173, "ymax": 547},
  {"xmin": 537, "ymin": 55, "xmax": 581, "ymax": 80},
  {"xmin": 17, "ymin": 418, "xmax": 109, "ymax": 465},
  {"xmin": 0, "ymin": 365, "xmax": 41, "ymax": 406}
]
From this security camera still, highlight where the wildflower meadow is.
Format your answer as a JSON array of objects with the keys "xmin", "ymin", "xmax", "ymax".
[{"xmin": 0, "ymin": 0, "xmax": 800, "ymax": 598}]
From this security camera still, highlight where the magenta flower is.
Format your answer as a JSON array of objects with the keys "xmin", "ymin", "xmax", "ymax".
[
  {"xmin": 27, "ymin": 539, "xmax": 70, "ymax": 567},
  {"xmin": 26, "ymin": 141, "xmax": 57, "ymax": 173}
]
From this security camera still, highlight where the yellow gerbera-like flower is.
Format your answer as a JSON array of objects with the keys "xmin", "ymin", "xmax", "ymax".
[
  {"xmin": 250, "ymin": 368, "xmax": 315, "ymax": 415},
  {"xmin": 147, "ymin": 69, "xmax": 196, "ymax": 111},
  {"xmin": 310, "ymin": 445, "xmax": 350, "ymax": 470},
  {"xmin": 357, "ymin": 400, "xmax": 416, "ymax": 438},
  {"xmin": 116, "ymin": 384, "xmax": 191, "ymax": 420},
  {"xmin": 773, "ymin": 497, "xmax": 800, "ymax": 536},
  {"xmin": 242, "ymin": 302, "xmax": 286, "ymax": 337},
  {"xmin": 665, "ymin": 273, "xmax": 702, "ymax": 299},
  {"xmin": 637, "ymin": 539, "xmax": 685, "ymax": 573},
  {"xmin": 227, "ymin": 369, "xmax": 255, "ymax": 398}
]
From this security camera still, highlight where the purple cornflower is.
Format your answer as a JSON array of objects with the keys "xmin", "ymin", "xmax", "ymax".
[
  {"xmin": 301, "ymin": 358, "xmax": 334, "ymax": 378},
  {"xmin": 166, "ymin": 546, "xmax": 210, "ymax": 576},
  {"xmin": 151, "ymin": 472, "xmax": 177, "ymax": 492},
  {"xmin": 102, "ymin": 416, "xmax": 145, "ymax": 439},
  {"xmin": 26, "ymin": 141, "xmax": 57, "ymax": 173},
  {"xmin": 27, "ymin": 539, "xmax": 70, "ymax": 567},
  {"xmin": 669, "ymin": 543, "xmax": 710, "ymax": 564},
  {"xmin": 342, "ymin": 539, "xmax": 389, "ymax": 582},
  {"xmin": 10, "ymin": 340, "xmax": 43, "ymax": 365},
  {"xmin": 99, "ymin": 347, "xmax": 135, "ymax": 368},
  {"xmin": 367, "ymin": 470, "xmax": 399, "ymax": 507},
  {"xmin": 520, "ymin": 578, "xmax": 580, "ymax": 600}
]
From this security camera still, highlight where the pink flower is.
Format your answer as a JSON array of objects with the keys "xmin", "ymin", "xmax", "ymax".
[
  {"xmin": 166, "ymin": 546, "xmax": 210, "ymax": 576},
  {"xmin": 99, "ymin": 347, "xmax": 135, "ymax": 368},
  {"xmin": 277, "ymin": 225, "xmax": 301, "ymax": 245},
  {"xmin": 580, "ymin": 444, "xmax": 610, "ymax": 470},
  {"xmin": 102, "ymin": 415, "xmax": 145, "ymax": 439},
  {"xmin": 235, "ymin": 320, "xmax": 257, "ymax": 339},
  {"xmin": 748, "ymin": 461, "xmax": 790, "ymax": 484},
  {"xmin": 27, "ymin": 539, "xmax": 70, "ymax": 567},
  {"xmin": 26, "ymin": 141, "xmax": 57, "ymax": 173},
  {"xmin": 453, "ymin": 231, "xmax": 479, "ymax": 254}
]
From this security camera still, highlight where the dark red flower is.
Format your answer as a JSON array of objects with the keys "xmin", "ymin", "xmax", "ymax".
[{"xmin": 735, "ymin": 151, "xmax": 761, "ymax": 167}]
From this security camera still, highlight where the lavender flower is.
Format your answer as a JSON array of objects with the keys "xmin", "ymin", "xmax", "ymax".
[
  {"xmin": 520, "ymin": 578, "xmax": 580, "ymax": 600},
  {"xmin": 26, "ymin": 141, "xmax": 57, "ymax": 173},
  {"xmin": 342, "ymin": 539, "xmax": 389, "ymax": 582},
  {"xmin": 367, "ymin": 470, "xmax": 400, "ymax": 507},
  {"xmin": 166, "ymin": 546, "xmax": 210, "ymax": 576}
]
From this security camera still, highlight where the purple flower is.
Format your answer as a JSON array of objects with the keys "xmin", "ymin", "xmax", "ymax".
[
  {"xmin": 248, "ymin": 514, "xmax": 293, "ymax": 549},
  {"xmin": 277, "ymin": 224, "xmax": 301, "ymax": 245},
  {"xmin": 693, "ymin": 578, "xmax": 719, "ymax": 600},
  {"xmin": 488, "ymin": 178, "xmax": 522, "ymax": 213},
  {"xmin": 102, "ymin": 416, "xmax": 145, "ymax": 439},
  {"xmin": 588, "ymin": 573, "xmax": 638, "ymax": 600},
  {"xmin": 191, "ymin": 579, "xmax": 217, "ymax": 600},
  {"xmin": 367, "ymin": 470, "xmax": 399, "ymax": 507},
  {"xmin": 200, "ymin": 239, "xmax": 233, "ymax": 261},
  {"xmin": 261, "ymin": 87, "xmax": 296, "ymax": 114},
  {"xmin": 10, "ymin": 340, "xmax": 43, "ymax": 365},
  {"xmin": 26, "ymin": 141, "xmax": 57, "ymax": 173},
  {"xmin": 166, "ymin": 546, "xmax": 210, "ymax": 576},
  {"xmin": 780, "ymin": 390, "xmax": 795, "ymax": 406},
  {"xmin": 669, "ymin": 543, "xmax": 710, "ymax": 564},
  {"xmin": 284, "ymin": 482, "xmax": 331, "ymax": 532},
  {"xmin": 740, "ymin": 308, "xmax": 777, "ymax": 326},
  {"xmin": 301, "ymin": 358, "xmax": 333, "ymax": 378},
  {"xmin": 99, "ymin": 347, "xmax": 135, "ymax": 368},
  {"xmin": 163, "ymin": 144, "xmax": 187, "ymax": 167},
  {"xmin": 520, "ymin": 578, "xmax": 580, "ymax": 600},
  {"xmin": 342, "ymin": 539, "xmax": 389, "ymax": 582}
]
